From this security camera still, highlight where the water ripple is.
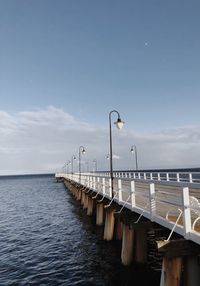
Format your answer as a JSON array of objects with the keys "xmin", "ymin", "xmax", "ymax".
[{"xmin": 0, "ymin": 175, "xmax": 159, "ymax": 286}]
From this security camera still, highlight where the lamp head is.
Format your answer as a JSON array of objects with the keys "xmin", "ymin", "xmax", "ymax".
[
  {"xmin": 82, "ymin": 148, "xmax": 86, "ymax": 155},
  {"xmin": 114, "ymin": 117, "xmax": 124, "ymax": 129}
]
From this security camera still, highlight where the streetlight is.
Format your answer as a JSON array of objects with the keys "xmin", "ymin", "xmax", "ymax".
[
  {"xmin": 85, "ymin": 161, "xmax": 89, "ymax": 172},
  {"xmin": 66, "ymin": 160, "xmax": 71, "ymax": 173},
  {"xmin": 79, "ymin": 146, "xmax": 86, "ymax": 183},
  {"xmin": 130, "ymin": 145, "xmax": 138, "ymax": 171},
  {"xmin": 93, "ymin": 159, "xmax": 97, "ymax": 172},
  {"xmin": 62, "ymin": 164, "xmax": 66, "ymax": 173},
  {"xmin": 71, "ymin": 155, "xmax": 76, "ymax": 174},
  {"xmin": 109, "ymin": 110, "xmax": 124, "ymax": 197}
]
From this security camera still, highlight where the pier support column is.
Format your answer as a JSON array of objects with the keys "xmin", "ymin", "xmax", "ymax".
[
  {"xmin": 83, "ymin": 194, "xmax": 89, "ymax": 210},
  {"xmin": 135, "ymin": 229, "xmax": 147, "ymax": 263},
  {"xmin": 183, "ymin": 256, "xmax": 200, "ymax": 286},
  {"xmin": 87, "ymin": 197, "xmax": 94, "ymax": 216},
  {"xmin": 104, "ymin": 208, "xmax": 115, "ymax": 241},
  {"xmin": 96, "ymin": 203, "xmax": 104, "ymax": 226},
  {"xmin": 81, "ymin": 192, "xmax": 85, "ymax": 205},
  {"xmin": 77, "ymin": 189, "xmax": 82, "ymax": 201},
  {"xmin": 121, "ymin": 224, "xmax": 134, "ymax": 266},
  {"xmin": 114, "ymin": 217, "xmax": 123, "ymax": 240},
  {"xmin": 160, "ymin": 256, "xmax": 182, "ymax": 286},
  {"xmin": 74, "ymin": 188, "xmax": 79, "ymax": 199},
  {"xmin": 157, "ymin": 239, "xmax": 200, "ymax": 286}
]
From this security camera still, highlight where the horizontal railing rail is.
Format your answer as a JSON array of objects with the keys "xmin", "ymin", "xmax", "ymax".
[
  {"xmin": 92, "ymin": 171, "xmax": 200, "ymax": 184},
  {"xmin": 55, "ymin": 172, "xmax": 200, "ymax": 245}
]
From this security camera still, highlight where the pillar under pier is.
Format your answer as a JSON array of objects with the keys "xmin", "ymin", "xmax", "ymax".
[
  {"xmin": 158, "ymin": 239, "xmax": 200, "ymax": 286},
  {"xmin": 114, "ymin": 216, "xmax": 123, "ymax": 240},
  {"xmin": 121, "ymin": 224, "xmax": 134, "ymax": 266},
  {"xmin": 135, "ymin": 228, "xmax": 147, "ymax": 263},
  {"xmin": 184, "ymin": 255, "xmax": 200, "ymax": 285},
  {"xmin": 87, "ymin": 197, "xmax": 94, "ymax": 216},
  {"xmin": 160, "ymin": 256, "xmax": 182, "ymax": 286},
  {"xmin": 104, "ymin": 208, "xmax": 115, "ymax": 241},
  {"xmin": 83, "ymin": 194, "xmax": 89, "ymax": 209},
  {"xmin": 96, "ymin": 203, "xmax": 104, "ymax": 226}
]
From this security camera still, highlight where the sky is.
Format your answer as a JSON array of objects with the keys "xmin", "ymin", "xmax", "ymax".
[{"xmin": 0, "ymin": 0, "xmax": 200, "ymax": 175}]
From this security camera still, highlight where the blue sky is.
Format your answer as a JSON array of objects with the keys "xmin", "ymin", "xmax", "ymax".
[{"xmin": 1, "ymin": 0, "xmax": 200, "ymax": 174}]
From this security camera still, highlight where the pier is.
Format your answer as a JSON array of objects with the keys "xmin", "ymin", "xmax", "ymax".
[{"xmin": 55, "ymin": 170, "xmax": 200, "ymax": 286}]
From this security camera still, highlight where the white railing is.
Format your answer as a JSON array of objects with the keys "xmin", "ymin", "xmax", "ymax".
[
  {"xmin": 56, "ymin": 172, "xmax": 200, "ymax": 245},
  {"xmin": 94, "ymin": 171, "xmax": 200, "ymax": 184}
]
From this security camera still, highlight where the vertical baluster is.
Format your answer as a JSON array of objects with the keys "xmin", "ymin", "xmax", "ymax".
[
  {"xmin": 182, "ymin": 187, "xmax": 191, "ymax": 239},
  {"xmin": 131, "ymin": 181, "xmax": 136, "ymax": 208},
  {"xmin": 149, "ymin": 183, "xmax": 156, "ymax": 220},
  {"xmin": 118, "ymin": 179, "xmax": 122, "ymax": 202}
]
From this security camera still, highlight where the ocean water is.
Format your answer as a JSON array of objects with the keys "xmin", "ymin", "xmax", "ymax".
[{"xmin": 0, "ymin": 175, "xmax": 160, "ymax": 286}]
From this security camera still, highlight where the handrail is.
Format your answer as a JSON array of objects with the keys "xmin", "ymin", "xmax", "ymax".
[
  {"xmin": 55, "ymin": 172, "xmax": 200, "ymax": 245},
  {"xmin": 58, "ymin": 170, "xmax": 200, "ymax": 184}
]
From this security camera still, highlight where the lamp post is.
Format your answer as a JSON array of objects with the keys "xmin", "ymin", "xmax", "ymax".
[
  {"xmin": 79, "ymin": 146, "xmax": 86, "ymax": 183},
  {"xmin": 62, "ymin": 164, "xmax": 66, "ymax": 173},
  {"xmin": 66, "ymin": 160, "xmax": 71, "ymax": 173},
  {"xmin": 130, "ymin": 145, "xmax": 138, "ymax": 171},
  {"xmin": 85, "ymin": 161, "xmax": 89, "ymax": 172},
  {"xmin": 109, "ymin": 110, "xmax": 124, "ymax": 197},
  {"xmin": 71, "ymin": 155, "xmax": 76, "ymax": 174},
  {"xmin": 93, "ymin": 159, "xmax": 97, "ymax": 172}
]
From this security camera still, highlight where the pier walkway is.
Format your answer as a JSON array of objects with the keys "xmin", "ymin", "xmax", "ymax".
[
  {"xmin": 55, "ymin": 170, "xmax": 200, "ymax": 286},
  {"xmin": 56, "ymin": 170, "xmax": 200, "ymax": 245}
]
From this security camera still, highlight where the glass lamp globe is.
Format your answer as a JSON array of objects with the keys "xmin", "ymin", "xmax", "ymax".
[{"xmin": 114, "ymin": 118, "xmax": 124, "ymax": 129}]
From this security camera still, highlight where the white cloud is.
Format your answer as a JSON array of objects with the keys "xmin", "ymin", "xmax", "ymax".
[
  {"xmin": 113, "ymin": 154, "xmax": 120, "ymax": 160},
  {"xmin": 0, "ymin": 106, "xmax": 200, "ymax": 175}
]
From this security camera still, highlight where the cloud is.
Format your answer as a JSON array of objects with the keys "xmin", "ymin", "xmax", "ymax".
[
  {"xmin": 0, "ymin": 106, "xmax": 200, "ymax": 175},
  {"xmin": 113, "ymin": 154, "xmax": 120, "ymax": 160}
]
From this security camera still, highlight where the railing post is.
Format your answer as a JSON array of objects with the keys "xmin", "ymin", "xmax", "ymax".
[
  {"xmin": 118, "ymin": 179, "xmax": 122, "ymax": 202},
  {"xmin": 150, "ymin": 173, "xmax": 153, "ymax": 180},
  {"xmin": 182, "ymin": 187, "xmax": 191, "ymax": 239},
  {"xmin": 133, "ymin": 173, "xmax": 136, "ymax": 179},
  {"xmin": 189, "ymin": 173, "xmax": 193, "ymax": 183},
  {"xmin": 166, "ymin": 173, "xmax": 169, "ymax": 181},
  {"xmin": 144, "ymin": 173, "xmax": 147, "ymax": 180},
  {"xmin": 82, "ymin": 175, "xmax": 85, "ymax": 186},
  {"xmin": 138, "ymin": 173, "xmax": 141, "ymax": 179},
  {"xmin": 102, "ymin": 177, "xmax": 105, "ymax": 195},
  {"xmin": 158, "ymin": 173, "xmax": 160, "ymax": 181},
  {"xmin": 149, "ymin": 183, "xmax": 156, "ymax": 221},
  {"xmin": 93, "ymin": 176, "xmax": 96, "ymax": 190},
  {"xmin": 177, "ymin": 173, "xmax": 180, "ymax": 182},
  {"xmin": 131, "ymin": 181, "xmax": 136, "ymax": 208},
  {"xmin": 96, "ymin": 177, "xmax": 100, "ymax": 192},
  {"xmin": 109, "ymin": 178, "xmax": 112, "ymax": 198}
]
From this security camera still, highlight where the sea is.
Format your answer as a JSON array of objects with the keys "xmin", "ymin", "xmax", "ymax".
[{"xmin": 0, "ymin": 174, "xmax": 160, "ymax": 286}]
